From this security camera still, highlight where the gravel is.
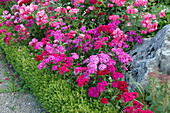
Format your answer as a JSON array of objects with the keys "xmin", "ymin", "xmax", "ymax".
[{"xmin": 0, "ymin": 52, "xmax": 48, "ymax": 113}]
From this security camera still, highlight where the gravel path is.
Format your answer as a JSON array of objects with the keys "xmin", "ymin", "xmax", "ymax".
[{"xmin": 0, "ymin": 52, "xmax": 48, "ymax": 113}]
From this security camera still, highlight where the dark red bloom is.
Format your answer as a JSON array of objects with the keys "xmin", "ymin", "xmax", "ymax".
[
  {"xmin": 117, "ymin": 81, "xmax": 128, "ymax": 91},
  {"xmin": 122, "ymin": 15, "xmax": 129, "ymax": 21},
  {"xmin": 89, "ymin": 0, "xmax": 98, "ymax": 4},
  {"xmin": 36, "ymin": 55, "xmax": 43, "ymax": 61},
  {"xmin": 100, "ymin": 98, "xmax": 109, "ymax": 104},
  {"xmin": 96, "ymin": 69, "xmax": 109, "ymax": 76},
  {"xmin": 4, "ymin": 78, "xmax": 9, "ymax": 80},
  {"xmin": 98, "ymin": 12, "xmax": 106, "ymax": 17},
  {"xmin": 116, "ymin": 94, "xmax": 122, "ymax": 100},
  {"xmin": 27, "ymin": 16, "xmax": 33, "ymax": 20},
  {"xmin": 95, "ymin": 7, "xmax": 100, "ymax": 10},
  {"xmin": 18, "ymin": 0, "xmax": 32, "ymax": 6},
  {"xmin": 97, "ymin": 1, "xmax": 102, "ymax": 5},
  {"xmin": 97, "ymin": 25, "xmax": 110, "ymax": 33}
]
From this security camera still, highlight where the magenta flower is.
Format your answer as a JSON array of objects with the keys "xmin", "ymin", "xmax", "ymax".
[
  {"xmin": 76, "ymin": 75, "xmax": 89, "ymax": 87},
  {"xmin": 88, "ymin": 87, "xmax": 99, "ymax": 97},
  {"xmin": 71, "ymin": 53, "xmax": 79, "ymax": 59},
  {"xmin": 111, "ymin": 72, "xmax": 124, "ymax": 80}
]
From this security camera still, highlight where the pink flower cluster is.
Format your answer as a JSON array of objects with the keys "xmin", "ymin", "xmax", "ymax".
[
  {"xmin": 126, "ymin": 5, "xmax": 138, "ymax": 14},
  {"xmin": 110, "ymin": 0, "xmax": 126, "ymax": 6},
  {"xmin": 1, "ymin": 31, "xmax": 13, "ymax": 45},
  {"xmin": 141, "ymin": 13, "xmax": 158, "ymax": 34},
  {"xmin": 36, "ymin": 9, "xmax": 48, "ymax": 25},
  {"xmin": 88, "ymin": 81, "xmax": 108, "ymax": 97},
  {"xmin": 112, "ymin": 48, "xmax": 133, "ymax": 70},
  {"xmin": 83, "ymin": 53, "xmax": 116, "ymax": 76},
  {"xmin": 19, "ymin": 3, "xmax": 38, "ymax": 20},
  {"xmin": 14, "ymin": 24, "xmax": 30, "ymax": 40},
  {"xmin": 133, "ymin": 0, "xmax": 148, "ymax": 7},
  {"xmin": 76, "ymin": 75, "xmax": 89, "ymax": 87}
]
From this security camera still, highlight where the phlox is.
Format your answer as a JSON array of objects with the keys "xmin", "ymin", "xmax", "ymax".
[
  {"xmin": 126, "ymin": 5, "xmax": 138, "ymax": 14},
  {"xmin": 110, "ymin": 0, "xmax": 126, "ymax": 6},
  {"xmin": 134, "ymin": 0, "xmax": 148, "ymax": 7}
]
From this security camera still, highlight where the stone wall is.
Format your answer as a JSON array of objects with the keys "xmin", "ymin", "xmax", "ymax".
[{"xmin": 125, "ymin": 24, "xmax": 170, "ymax": 91}]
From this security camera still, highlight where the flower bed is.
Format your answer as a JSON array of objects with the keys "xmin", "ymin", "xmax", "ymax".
[{"xmin": 0, "ymin": 0, "xmax": 169, "ymax": 113}]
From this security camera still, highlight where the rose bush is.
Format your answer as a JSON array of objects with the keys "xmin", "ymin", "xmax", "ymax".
[{"xmin": 0, "ymin": 0, "xmax": 167, "ymax": 112}]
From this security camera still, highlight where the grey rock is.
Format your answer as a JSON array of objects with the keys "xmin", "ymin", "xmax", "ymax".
[{"xmin": 125, "ymin": 24, "xmax": 170, "ymax": 91}]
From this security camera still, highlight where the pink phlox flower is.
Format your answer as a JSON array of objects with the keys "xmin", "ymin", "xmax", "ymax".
[
  {"xmin": 124, "ymin": 106, "xmax": 133, "ymax": 113},
  {"xmin": 94, "ymin": 40, "xmax": 105, "ymax": 49},
  {"xmin": 80, "ymin": 26, "xmax": 86, "ymax": 33},
  {"xmin": 52, "ymin": 65, "xmax": 58, "ymax": 71},
  {"xmin": 71, "ymin": 53, "xmax": 79, "ymax": 59},
  {"xmin": 29, "ymin": 38, "xmax": 38, "ymax": 46},
  {"xmin": 83, "ymin": 58, "xmax": 90, "ymax": 63},
  {"xmin": 69, "ymin": 8, "xmax": 80, "ymax": 15},
  {"xmin": 159, "ymin": 9, "xmax": 166, "ymax": 18},
  {"xmin": 132, "ymin": 100, "xmax": 143, "ymax": 109},
  {"xmin": 126, "ymin": 5, "xmax": 138, "ymax": 14},
  {"xmin": 98, "ymin": 53, "xmax": 111, "ymax": 64},
  {"xmin": 34, "ymin": 42, "xmax": 43, "ymax": 49},
  {"xmin": 106, "ymin": 59, "xmax": 116, "ymax": 65},
  {"xmin": 38, "ymin": 62, "xmax": 46, "ymax": 70},
  {"xmin": 89, "ymin": 55, "xmax": 99, "ymax": 64},
  {"xmin": 111, "ymin": 72, "xmax": 124, "ymax": 80},
  {"xmin": 109, "ymin": 15, "xmax": 120, "ymax": 21},
  {"xmin": 134, "ymin": 0, "xmax": 148, "ymax": 7},
  {"xmin": 111, "ymin": 81, "xmax": 118, "ymax": 87},
  {"xmin": 122, "ymin": 92, "xmax": 138, "ymax": 103},
  {"xmin": 98, "ymin": 64, "xmax": 107, "ymax": 71},
  {"xmin": 87, "ymin": 63, "xmax": 97, "ymax": 70},
  {"xmin": 107, "ymin": 3, "xmax": 114, "ymax": 8},
  {"xmin": 76, "ymin": 75, "xmax": 89, "ymax": 87},
  {"xmin": 74, "ymin": 67, "xmax": 84, "ymax": 75},
  {"xmin": 110, "ymin": 0, "xmax": 126, "ymax": 6},
  {"xmin": 59, "ymin": 66, "xmax": 70, "ymax": 75},
  {"xmin": 88, "ymin": 87, "xmax": 99, "ymax": 97},
  {"xmin": 107, "ymin": 65, "xmax": 116, "ymax": 73},
  {"xmin": 96, "ymin": 81, "xmax": 108, "ymax": 93},
  {"xmin": 72, "ymin": 0, "xmax": 85, "ymax": 6}
]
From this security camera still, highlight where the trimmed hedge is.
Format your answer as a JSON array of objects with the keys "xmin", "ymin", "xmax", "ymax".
[{"xmin": 0, "ymin": 9, "xmax": 119, "ymax": 113}]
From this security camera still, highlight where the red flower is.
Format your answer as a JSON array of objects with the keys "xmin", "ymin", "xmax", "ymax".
[
  {"xmin": 96, "ymin": 69, "xmax": 109, "ymax": 76},
  {"xmin": 36, "ymin": 55, "xmax": 43, "ymax": 61},
  {"xmin": 76, "ymin": 75, "xmax": 89, "ymax": 87},
  {"xmin": 97, "ymin": 25, "xmax": 110, "ymax": 33},
  {"xmin": 97, "ymin": 1, "xmax": 102, "ymax": 5},
  {"xmin": 117, "ymin": 81, "xmax": 128, "ymax": 91},
  {"xmin": 100, "ymin": 98, "xmax": 109, "ymax": 104},
  {"xmin": 89, "ymin": 0, "xmax": 98, "ymax": 4},
  {"xmin": 27, "ymin": 16, "xmax": 33, "ymax": 20},
  {"xmin": 116, "ymin": 94, "xmax": 122, "ymax": 100},
  {"xmin": 4, "ymin": 78, "xmax": 9, "ymax": 80},
  {"xmin": 18, "ymin": 0, "xmax": 32, "ymax": 6}
]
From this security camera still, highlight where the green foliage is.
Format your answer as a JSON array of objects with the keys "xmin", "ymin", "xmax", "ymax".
[{"xmin": 144, "ymin": 69, "xmax": 170, "ymax": 113}]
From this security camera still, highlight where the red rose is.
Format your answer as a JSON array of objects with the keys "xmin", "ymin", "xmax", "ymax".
[{"xmin": 100, "ymin": 98, "xmax": 109, "ymax": 104}]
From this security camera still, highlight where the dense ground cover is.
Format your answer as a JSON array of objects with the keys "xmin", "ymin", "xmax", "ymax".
[{"xmin": 0, "ymin": 0, "xmax": 170, "ymax": 113}]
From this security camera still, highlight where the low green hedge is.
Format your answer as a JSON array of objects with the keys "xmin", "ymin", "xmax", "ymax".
[{"xmin": 0, "ymin": 9, "xmax": 118, "ymax": 113}]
